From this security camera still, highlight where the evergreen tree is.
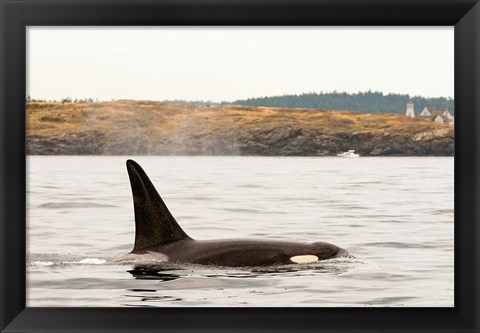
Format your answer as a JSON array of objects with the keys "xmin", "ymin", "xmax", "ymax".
[{"xmin": 229, "ymin": 91, "xmax": 454, "ymax": 115}]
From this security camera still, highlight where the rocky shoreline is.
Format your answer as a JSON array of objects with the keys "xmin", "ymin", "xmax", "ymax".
[{"xmin": 26, "ymin": 101, "xmax": 454, "ymax": 156}]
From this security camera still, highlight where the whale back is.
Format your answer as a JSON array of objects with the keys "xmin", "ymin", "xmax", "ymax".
[{"xmin": 126, "ymin": 159, "xmax": 191, "ymax": 252}]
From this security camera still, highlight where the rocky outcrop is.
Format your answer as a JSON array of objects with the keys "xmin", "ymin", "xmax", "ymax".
[
  {"xmin": 26, "ymin": 101, "xmax": 454, "ymax": 156},
  {"xmin": 27, "ymin": 131, "xmax": 106, "ymax": 155}
]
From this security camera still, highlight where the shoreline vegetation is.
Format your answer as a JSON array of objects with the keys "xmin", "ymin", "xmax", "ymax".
[
  {"xmin": 26, "ymin": 100, "xmax": 454, "ymax": 156},
  {"xmin": 229, "ymin": 91, "xmax": 455, "ymax": 116}
]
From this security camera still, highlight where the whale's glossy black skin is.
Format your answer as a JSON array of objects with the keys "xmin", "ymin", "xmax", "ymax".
[{"xmin": 122, "ymin": 160, "xmax": 351, "ymax": 267}]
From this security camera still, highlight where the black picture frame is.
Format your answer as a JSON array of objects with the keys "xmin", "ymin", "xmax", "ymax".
[{"xmin": 1, "ymin": 0, "xmax": 479, "ymax": 332}]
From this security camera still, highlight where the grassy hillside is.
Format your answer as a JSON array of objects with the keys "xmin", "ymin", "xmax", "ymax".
[{"xmin": 26, "ymin": 100, "xmax": 454, "ymax": 156}]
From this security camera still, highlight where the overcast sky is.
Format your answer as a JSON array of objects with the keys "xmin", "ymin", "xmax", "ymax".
[{"xmin": 27, "ymin": 27, "xmax": 454, "ymax": 102}]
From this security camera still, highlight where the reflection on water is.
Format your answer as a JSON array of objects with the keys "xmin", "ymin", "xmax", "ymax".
[
  {"xmin": 121, "ymin": 260, "xmax": 355, "ymax": 306},
  {"xmin": 128, "ymin": 266, "xmax": 182, "ymax": 281},
  {"xmin": 121, "ymin": 290, "xmax": 184, "ymax": 307},
  {"xmin": 127, "ymin": 260, "xmax": 352, "ymax": 281},
  {"xmin": 27, "ymin": 156, "xmax": 453, "ymax": 307}
]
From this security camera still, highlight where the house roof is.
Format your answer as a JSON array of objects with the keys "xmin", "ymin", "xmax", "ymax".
[
  {"xmin": 424, "ymin": 106, "xmax": 448, "ymax": 117},
  {"xmin": 418, "ymin": 113, "xmax": 453, "ymax": 123}
]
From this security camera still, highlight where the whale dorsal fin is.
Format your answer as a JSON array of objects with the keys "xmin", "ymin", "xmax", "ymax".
[{"xmin": 126, "ymin": 159, "xmax": 191, "ymax": 252}]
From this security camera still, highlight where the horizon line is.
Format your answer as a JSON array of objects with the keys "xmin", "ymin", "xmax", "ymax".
[{"xmin": 26, "ymin": 89, "xmax": 455, "ymax": 104}]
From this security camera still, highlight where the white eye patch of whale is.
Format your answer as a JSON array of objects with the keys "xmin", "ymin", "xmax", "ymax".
[{"xmin": 290, "ymin": 255, "xmax": 319, "ymax": 264}]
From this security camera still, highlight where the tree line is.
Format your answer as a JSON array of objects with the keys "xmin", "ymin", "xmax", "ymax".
[
  {"xmin": 27, "ymin": 96, "xmax": 97, "ymax": 103},
  {"xmin": 228, "ymin": 91, "xmax": 455, "ymax": 116},
  {"xmin": 26, "ymin": 91, "xmax": 455, "ymax": 116}
]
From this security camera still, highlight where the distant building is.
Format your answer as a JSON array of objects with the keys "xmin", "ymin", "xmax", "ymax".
[
  {"xmin": 404, "ymin": 101, "xmax": 454, "ymax": 125},
  {"xmin": 418, "ymin": 106, "xmax": 454, "ymax": 125},
  {"xmin": 405, "ymin": 100, "xmax": 415, "ymax": 117}
]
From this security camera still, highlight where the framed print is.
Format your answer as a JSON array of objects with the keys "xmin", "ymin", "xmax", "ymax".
[{"xmin": 1, "ymin": 0, "xmax": 479, "ymax": 332}]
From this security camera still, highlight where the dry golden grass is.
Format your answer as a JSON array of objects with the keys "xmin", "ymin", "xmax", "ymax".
[{"xmin": 26, "ymin": 100, "xmax": 452, "ymax": 140}]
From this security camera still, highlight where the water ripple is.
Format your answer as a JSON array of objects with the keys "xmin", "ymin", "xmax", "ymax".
[{"xmin": 39, "ymin": 202, "xmax": 117, "ymax": 209}]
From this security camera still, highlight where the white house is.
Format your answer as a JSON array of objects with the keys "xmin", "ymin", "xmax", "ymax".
[{"xmin": 418, "ymin": 106, "xmax": 454, "ymax": 125}]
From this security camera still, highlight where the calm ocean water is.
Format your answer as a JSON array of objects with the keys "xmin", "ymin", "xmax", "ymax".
[{"xmin": 27, "ymin": 156, "xmax": 453, "ymax": 307}]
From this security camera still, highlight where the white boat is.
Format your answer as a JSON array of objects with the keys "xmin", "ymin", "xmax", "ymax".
[{"xmin": 337, "ymin": 149, "xmax": 359, "ymax": 158}]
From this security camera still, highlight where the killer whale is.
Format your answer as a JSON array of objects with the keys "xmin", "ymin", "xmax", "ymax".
[{"xmin": 121, "ymin": 159, "xmax": 351, "ymax": 267}]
